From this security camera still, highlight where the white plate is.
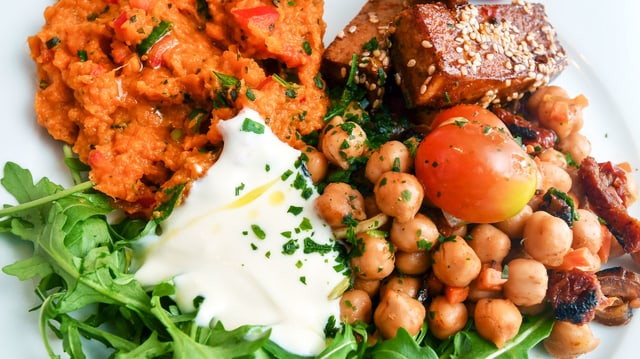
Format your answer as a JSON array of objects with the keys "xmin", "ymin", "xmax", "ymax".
[{"xmin": 1, "ymin": 0, "xmax": 639, "ymax": 358}]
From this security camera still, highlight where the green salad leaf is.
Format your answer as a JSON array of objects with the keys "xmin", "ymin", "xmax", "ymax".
[
  {"xmin": 0, "ymin": 162, "xmax": 274, "ymax": 358},
  {"xmin": 0, "ymin": 162, "xmax": 554, "ymax": 358}
]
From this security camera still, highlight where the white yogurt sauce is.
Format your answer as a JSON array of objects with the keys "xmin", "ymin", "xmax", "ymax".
[{"xmin": 135, "ymin": 108, "xmax": 348, "ymax": 356}]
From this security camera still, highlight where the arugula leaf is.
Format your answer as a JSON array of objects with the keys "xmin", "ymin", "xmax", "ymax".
[
  {"xmin": 0, "ymin": 163, "xmax": 276, "ymax": 358},
  {"xmin": 0, "ymin": 162, "xmax": 555, "ymax": 359},
  {"xmin": 151, "ymin": 295, "xmax": 271, "ymax": 358},
  {"xmin": 446, "ymin": 314, "xmax": 554, "ymax": 359},
  {"xmin": 316, "ymin": 322, "xmax": 359, "ymax": 359},
  {"xmin": 369, "ymin": 328, "xmax": 438, "ymax": 359}
]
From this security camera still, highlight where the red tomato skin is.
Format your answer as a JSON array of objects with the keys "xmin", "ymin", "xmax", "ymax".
[
  {"xmin": 430, "ymin": 104, "xmax": 511, "ymax": 135},
  {"xmin": 231, "ymin": 6, "xmax": 280, "ymax": 34},
  {"xmin": 415, "ymin": 120, "xmax": 537, "ymax": 223}
]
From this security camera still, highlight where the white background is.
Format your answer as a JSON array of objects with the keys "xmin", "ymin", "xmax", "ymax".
[{"xmin": 1, "ymin": 0, "xmax": 639, "ymax": 357}]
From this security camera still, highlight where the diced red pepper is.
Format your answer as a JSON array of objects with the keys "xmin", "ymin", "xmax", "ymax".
[
  {"xmin": 444, "ymin": 286, "xmax": 469, "ymax": 304},
  {"xmin": 475, "ymin": 267, "xmax": 508, "ymax": 291},
  {"xmin": 130, "ymin": 0, "xmax": 153, "ymax": 11},
  {"xmin": 231, "ymin": 6, "xmax": 279, "ymax": 34},
  {"xmin": 113, "ymin": 11, "xmax": 128, "ymax": 33}
]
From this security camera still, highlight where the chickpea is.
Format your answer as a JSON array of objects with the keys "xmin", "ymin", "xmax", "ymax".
[
  {"xmin": 527, "ymin": 86, "xmax": 588, "ymax": 139},
  {"xmin": 365, "ymin": 140, "xmax": 412, "ymax": 184},
  {"xmin": 522, "ymin": 211, "xmax": 572, "ymax": 267},
  {"xmin": 320, "ymin": 117, "xmax": 367, "ymax": 170},
  {"xmin": 340, "ymin": 289, "xmax": 373, "ymax": 324},
  {"xmin": 474, "ymin": 298, "xmax": 522, "ymax": 348},
  {"xmin": 543, "ymin": 321, "xmax": 600, "ymax": 359},
  {"xmin": 503, "ymin": 258, "xmax": 548, "ymax": 307},
  {"xmin": 374, "ymin": 171, "xmax": 424, "ymax": 223},
  {"xmin": 431, "ymin": 236, "xmax": 482, "ymax": 287},
  {"xmin": 537, "ymin": 148, "xmax": 568, "ymax": 169},
  {"xmin": 395, "ymin": 250, "xmax": 430, "ymax": 275},
  {"xmin": 427, "ymin": 296, "xmax": 468, "ymax": 340},
  {"xmin": 495, "ymin": 205, "xmax": 533, "ymax": 240},
  {"xmin": 558, "ymin": 132, "xmax": 591, "ymax": 165},
  {"xmin": 571, "ymin": 209, "xmax": 603, "ymax": 255},
  {"xmin": 379, "ymin": 274, "xmax": 422, "ymax": 298},
  {"xmin": 537, "ymin": 160, "xmax": 572, "ymax": 194},
  {"xmin": 468, "ymin": 224, "xmax": 511, "ymax": 264},
  {"xmin": 315, "ymin": 182, "xmax": 366, "ymax": 228},
  {"xmin": 353, "ymin": 278, "xmax": 381, "ymax": 298},
  {"xmin": 350, "ymin": 231, "xmax": 395, "ymax": 280},
  {"xmin": 364, "ymin": 195, "xmax": 381, "ymax": 217},
  {"xmin": 300, "ymin": 145, "xmax": 328, "ymax": 184},
  {"xmin": 374, "ymin": 291, "xmax": 426, "ymax": 339},
  {"xmin": 389, "ymin": 213, "xmax": 439, "ymax": 253}
]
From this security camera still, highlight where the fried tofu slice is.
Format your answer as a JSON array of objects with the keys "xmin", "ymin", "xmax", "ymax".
[
  {"xmin": 390, "ymin": 1, "xmax": 567, "ymax": 108},
  {"xmin": 322, "ymin": 0, "xmax": 418, "ymax": 107}
]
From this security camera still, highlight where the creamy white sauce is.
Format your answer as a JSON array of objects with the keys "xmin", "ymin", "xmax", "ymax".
[{"xmin": 135, "ymin": 108, "xmax": 347, "ymax": 356}]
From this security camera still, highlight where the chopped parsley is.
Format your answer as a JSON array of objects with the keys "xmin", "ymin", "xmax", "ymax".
[
  {"xmin": 303, "ymin": 238, "xmax": 333, "ymax": 255},
  {"xmin": 240, "ymin": 118, "xmax": 265, "ymax": 134},
  {"xmin": 251, "ymin": 224, "xmax": 266, "ymax": 240}
]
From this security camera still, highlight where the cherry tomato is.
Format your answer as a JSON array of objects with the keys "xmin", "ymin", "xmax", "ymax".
[
  {"xmin": 430, "ymin": 104, "xmax": 511, "ymax": 135},
  {"xmin": 415, "ymin": 107, "xmax": 537, "ymax": 223}
]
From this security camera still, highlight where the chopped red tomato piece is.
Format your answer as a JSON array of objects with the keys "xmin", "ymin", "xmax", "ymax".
[
  {"xmin": 146, "ymin": 35, "xmax": 178, "ymax": 68},
  {"xmin": 476, "ymin": 267, "xmax": 508, "ymax": 291},
  {"xmin": 444, "ymin": 286, "xmax": 469, "ymax": 304},
  {"xmin": 130, "ymin": 0, "xmax": 153, "ymax": 11},
  {"xmin": 232, "ymin": 6, "xmax": 280, "ymax": 34},
  {"xmin": 113, "ymin": 11, "xmax": 128, "ymax": 33}
]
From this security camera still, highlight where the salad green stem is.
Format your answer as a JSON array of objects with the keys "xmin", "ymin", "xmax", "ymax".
[{"xmin": 0, "ymin": 180, "xmax": 94, "ymax": 218}]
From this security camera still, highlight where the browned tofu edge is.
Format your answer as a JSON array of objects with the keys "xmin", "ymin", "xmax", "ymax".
[{"xmin": 390, "ymin": 2, "xmax": 568, "ymax": 109}]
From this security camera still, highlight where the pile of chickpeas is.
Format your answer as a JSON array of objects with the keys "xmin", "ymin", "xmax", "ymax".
[{"xmin": 303, "ymin": 85, "xmax": 638, "ymax": 358}]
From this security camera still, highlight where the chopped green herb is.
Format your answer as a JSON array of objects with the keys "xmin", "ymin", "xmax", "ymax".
[
  {"xmin": 46, "ymin": 36, "xmax": 61, "ymax": 49},
  {"xmin": 240, "ymin": 118, "xmax": 265, "ymax": 134},
  {"xmin": 287, "ymin": 206, "xmax": 303, "ymax": 216},
  {"xmin": 438, "ymin": 234, "xmax": 457, "ymax": 243},
  {"xmin": 285, "ymin": 88, "xmax": 297, "ymax": 98},
  {"xmin": 235, "ymin": 182, "xmax": 245, "ymax": 196},
  {"xmin": 245, "ymin": 88, "xmax": 256, "ymax": 101},
  {"xmin": 251, "ymin": 224, "xmax": 266, "ymax": 240},
  {"xmin": 302, "ymin": 40, "xmax": 312, "ymax": 55},
  {"xmin": 391, "ymin": 157, "xmax": 401, "ymax": 172},
  {"xmin": 136, "ymin": 20, "xmax": 173, "ymax": 56},
  {"xmin": 362, "ymin": 37, "xmax": 379, "ymax": 52},
  {"xmin": 282, "ymin": 239, "xmax": 299, "ymax": 255},
  {"xmin": 214, "ymin": 71, "xmax": 240, "ymax": 88},
  {"xmin": 298, "ymin": 217, "xmax": 313, "ymax": 231},
  {"xmin": 313, "ymin": 73, "xmax": 324, "ymax": 89},
  {"xmin": 77, "ymin": 49, "xmax": 88, "ymax": 62},
  {"xmin": 281, "ymin": 169, "xmax": 293, "ymax": 180},
  {"xmin": 417, "ymin": 239, "xmax": 432, "ymax": 251},
  {"xmin": 303, "ymin": 238, "xmax": 333, "ymax": 255}
]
